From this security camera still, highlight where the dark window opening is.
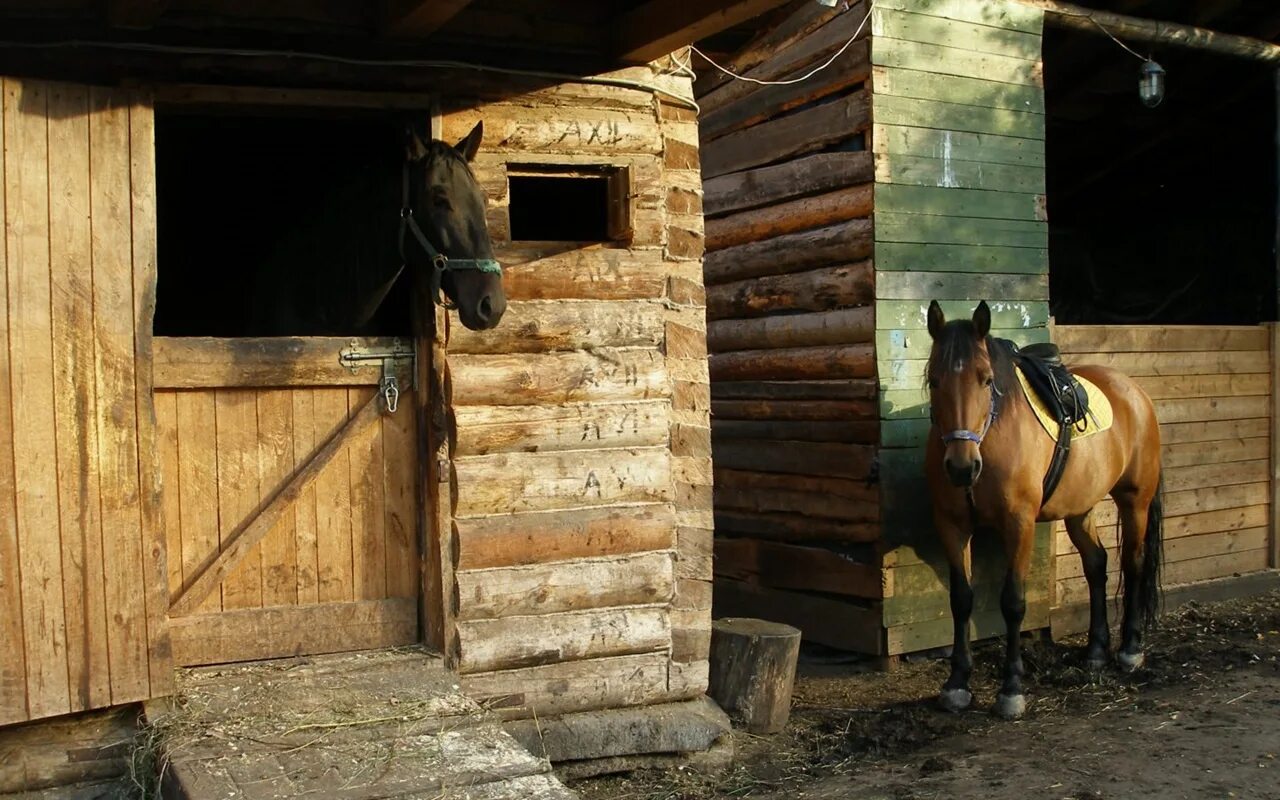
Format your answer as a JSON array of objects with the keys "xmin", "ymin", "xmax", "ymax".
[
  {"xmin": 508, "ymin": 166, "xmax": 630, "ymax": 242},
  {"xmin": 154, "ymin": 109, "xmax": 413, "ymax": 337},
  {"xmin": 1044, "ymin": 28, "xmax": 1277, "ymax": 325}
]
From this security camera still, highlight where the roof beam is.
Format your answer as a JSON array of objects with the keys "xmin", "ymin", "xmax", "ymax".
[
  {"xmin": 615, "ymin": 0, "xmax": 793, "ymax": 65},
  {"xmin": 1022, "ymin": 0, "xmax": 1280, "ymax": 63},
  {"xmin": 382, "ymin": 0, "xmax": 473, "ymax": 39},
  {"xmin": 107, "ymin": 0, "xmax": 168, "ymax": 28}
]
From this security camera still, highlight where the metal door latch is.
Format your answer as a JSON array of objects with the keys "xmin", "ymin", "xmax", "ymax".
[{"xmin": 339, "ymin": 339, "xmax": 416, "ymax": 414}]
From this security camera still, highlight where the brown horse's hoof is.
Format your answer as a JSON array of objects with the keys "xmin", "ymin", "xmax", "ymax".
[
  {"xmin": 1085, "ymin": 656, "xmax": 1108, "ymax": 673},
  {"xmin": 938, "ymin": 688, "xmax": 972, "ymax": 713},
  {"xmin": 1116, "ymin": 650, "xmax": 1145, "ymax": 672},
  {"xmin": 993, "ymin": 693, "xmax": 1026, "ymax": 720}
]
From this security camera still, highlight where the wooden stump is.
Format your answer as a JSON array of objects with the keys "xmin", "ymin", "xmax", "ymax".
[{"xmin": 707, "ymin": 617, "xmax": 802, "ymax": 734}]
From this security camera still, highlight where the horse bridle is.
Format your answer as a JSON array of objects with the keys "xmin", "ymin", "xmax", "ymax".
[
  {"xmin": 399, "ymin": 155, "xmax": 502, "ymax": 309},
  {"xmin": 935, "ymin": 381, "xmax": 1002, "ymax": 447}
]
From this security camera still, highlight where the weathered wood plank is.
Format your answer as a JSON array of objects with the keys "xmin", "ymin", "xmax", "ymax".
[
  {"xmin": 702, "ymin": 152, "xmax": 873, "ymax": 218},
  {"xmin": 152, "ymin": 336, "xmax": 396, "ymax": 389},
  {"xmin": 871, "ymin": 65, "xmax": 1044, "ymax": 113},
  {"xmin": 710, "ymin": 344, "xmax": 875, "ymax": 381},
  {"xmin": 713, "ymin": 579, "xmax": 882, "ymax": 653},
  {"xmin": 256, "ymin": 390, "xmax": 298, "ymax": 608},
  {"xmin": 713, "ymin": 418, "xmax": 879, "ymax": 443},
  {"xmin": 872, "ymin": 6, "xmax": 1042, "ymax": 59},
  {"xmin": 873, "ymin": 123, "xmax": 1045, "ymax": 167},
  {"xmin": 876, "ymin": 152, "xmax": 1045, "ymax": 193},
  {"xmin": 1057, "ymin": 549, "xmax": 1270, "ymax": 606},
  {"xmin": 878, "ymin": 299, "xmax": 1047, "ymax": 330},
  {"xmin": 349, "ymin": 387, "xmax": 387, "ymax": 601},
  {"xmin": 705, "ymin": 184, "xmax": 872, "ymax": 252},
  {"xmin": 169, "ymin": 598, "xmax": 417, "ymax": 667},
  {"xmin": 381, "ymin": 390, "xmax": 418, "ymax": 599},
  {"xmin": 876, "ymin": 269, "xmax": 1047, "ymax": 301},
  {"xmin": 704, "ymin": 218, "xmax": 874, "ymax": 285},
  {"xmin": 1153, "ymin": 396, "xmax": 1270, "ymax": 423},
  {"xmin": 876, "ymin": 183, "xmax": 1044, "ymax": 220},
  {"xmin": 214, "ymin": 391, "xmax": 263, "ymax": 612},
  {"xmin": 450, "ymin": 350, "xmax": 668, "ymax": 407},
  {"xmin": 877, "ymin": 241, "xmax": 1048, "ymax": 274},
  {"xmin": 878, "ymin": 326, "xmax": 1049, "ymax": 361},
  {"xmin": 873, "ymin": 36, "xmax": 1043, "ymax": 86},
  {"xmin": 1136, "ymin": 373, "xmax": 1270, "ymax": 400},
  {"xmin": 873, "ymin": 0, "xmax": 1044, "ymax": 33},
  {"xmin": 1058, "ymin": 349, "xmax": 1269, "ymax": 376},
  {"xmin": 453, "ymin": 448, "xmax": 673, "ymax": 517},
  {"xmin": 455, "ymin": 607, "xmax": 670, "ymax": 673},
  {"xmin": 1163, "ymin": 460, "xmax": 1269, "ymax": 492},
  {"xmin": 455, "ymin": 552, "xmax": 674, "ymax": 620},
  {"xmin": 291, "ymin": 390, "xmax": 320, "ymax": 605},
  {"xmin": 713, "ymin": 439, "xmax": 874, "ymax": 480},
  {"xmin": 875, "ymin": 211, "xmax": 1047, "ymax": 248},
  {"xmin": 1159, "ymin": 418, "xmax": 1270, "ymax": 445},
  {"xmin": 449, "ymin": 300, "xmax": 664, "ymax": 355},
  {"xmin": 455, "ymin": 504, "xmax": 675, "ymax": 571},
  {"xmin": 711, "ymin": 379, "xmax": 878, "ymax": 401},
  {"xmin": 715, "ymin": 476, "xmax": 878, "ymax": 521},
  {"xmin": 708, "ymin": 261, "xmax": 874, "ymax": 320},
  {"xmin": 442, "ymin": 106, "xmax": 663, "ymax": 156},
  {"xmin": 1055, "ymin": 325, "xmax": 1268, "ymax": 353},
  {"xmin": 453, "ymin": 400, "xmax": 670, "ymax": 456},
  {"xmin": 461, "ymin": 652, "xmax": 674, "ymax": 717},
  {"xmin": 712, "ymin": 398, "xmax": 877, "ymax": 421},
  {"xmin": 498, "ymin": 246, "xmax": 667, "ymax": 301},
  {"xmin": 174, "ymin": 392, "xmax": 221, "ymax": 616},
  {"xmin": 700, "ymin": 91, "xmax": 870, "ymax": 179},
  {"xmin": 715, "ymin": 540, "xmax": 879, "ymax": 599},
  {"xmin": 875, "ymin": 95, "xmax": 1045, "ymax": 143}
]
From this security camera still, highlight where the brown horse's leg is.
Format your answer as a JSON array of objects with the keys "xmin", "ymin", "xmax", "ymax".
[
  {"xmin": 1064, "ymin": 511, "xmax": 1110, "ymax": 669},
  {"xmin": 993, "ymin": 512, "xmax": 1036, "ymax": 720},
  {"xmin": 936, "ymin": 514, "xmax": 974, "ymax": 713},
  {"xmin": 1115, "ymin": 479, "xmax": 1164, "ymax": 670}
]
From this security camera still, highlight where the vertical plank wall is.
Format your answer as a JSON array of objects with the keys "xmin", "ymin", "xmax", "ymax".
[
  {"xmin": 1051, "ymin": 326, "xmax": 1275, "ymax": 633},
  {"xmin": 871, "ymin": 0, "xmax": 1053, "ymax": 654},
  {"xmin": 439, "ymin": 61, "xmax": 713, "ymax": 716},
  {"xmin": 1, "ymin": 78, "xmax": 171, "ymax": 726},
  {"xmin": 694, "ymin": 1, "xmax": 885, "ymax": 652}
]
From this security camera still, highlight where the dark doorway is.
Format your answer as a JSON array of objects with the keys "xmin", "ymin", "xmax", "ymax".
[{"xmin": 1043, "ymin": 27, "xmax": 1277, "ymax": 324}]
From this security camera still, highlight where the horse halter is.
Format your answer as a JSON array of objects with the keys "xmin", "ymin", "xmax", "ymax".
[
  {"xmin": 399, "ymin": 156, "xmax": 502, "ymax": 309},
  {"xmin": 936, "ymin": 381, "xmax": 1002, "ymax": 447}
]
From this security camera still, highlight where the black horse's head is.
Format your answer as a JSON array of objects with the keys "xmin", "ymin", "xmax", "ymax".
[{"xmin": 406, "ymin": 121, "xmax": 506, "ymax": 330}]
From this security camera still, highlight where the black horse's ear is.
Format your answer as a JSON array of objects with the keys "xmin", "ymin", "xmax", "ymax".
[
  {"xmin": 455, "ymin": 121, "xmax": 483, "ymax": 162},
  {"xmin": 973, "ymin": 300, "xmax": 991, "ymax": 338},
  {"xmin": 405, "ymin": 124, "xmax": 429, "ymax": 161},
  {"xmin": 927, "ymin": 300, "xmax": 946, "ymax": 340}
]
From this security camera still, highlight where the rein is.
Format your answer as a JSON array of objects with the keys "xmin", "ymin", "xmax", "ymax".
[{"xmin": 399, "ymin": 157, "xmax": 502, "ymax": 309}]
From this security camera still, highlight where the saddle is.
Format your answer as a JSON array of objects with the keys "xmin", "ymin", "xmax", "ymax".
[{"xmin": 993, "ymin": 338, "xmax": 1091, "ymax": 505}]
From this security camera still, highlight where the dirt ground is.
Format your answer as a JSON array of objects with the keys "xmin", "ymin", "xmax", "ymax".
[{"xmin": 575, "ymin": 589, "xmax": 1280, "ymax": 800}]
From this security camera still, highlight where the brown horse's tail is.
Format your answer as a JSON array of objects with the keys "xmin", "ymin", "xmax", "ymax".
[{"xmin": 1139, "ymin": 473, "xmax": 1165, "ymax": 630}]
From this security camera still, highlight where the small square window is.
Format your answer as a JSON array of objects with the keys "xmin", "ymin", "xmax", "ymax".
[{"xmin": 507, "ymin": 165, "xmax": 631, "ymax": 243}]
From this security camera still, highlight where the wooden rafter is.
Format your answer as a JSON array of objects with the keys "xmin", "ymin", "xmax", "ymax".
[
  {"xmin": 615, "ymin": 0, "xmax": 793, "ymax": 65},
  {"xmin": 1023, "ymin": 0, "xmax": 1280, "ymax": 63},
  {"xmin": 382, "ymin": 0, "xmax": 474, "ymax": 39},
  {"xmin": 107, "ymin": 0, "xmax": 167, "ymax": 28}
]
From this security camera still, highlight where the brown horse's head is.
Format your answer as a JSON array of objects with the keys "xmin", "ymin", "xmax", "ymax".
[
  {"xmin": 926, "ymin": 300, "xmax": 1004, "ymax": 487},
  {"xmin": 406, "ymin": 121, "xmax": 506, "ymax": 331}
]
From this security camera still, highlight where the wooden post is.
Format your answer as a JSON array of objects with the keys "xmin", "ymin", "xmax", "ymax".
[
  {"xmin": 1270, "ymin": 322, "xmax": 1280, "ymax": 569},
  {"xmin": 707, "ymin": 618, "xmax": 801, "ymax": 734}
]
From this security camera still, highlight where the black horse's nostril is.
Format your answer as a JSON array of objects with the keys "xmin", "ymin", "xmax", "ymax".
[{"xmin": 477, "ymin": 295, "xmax": 493, "ymax": 321}]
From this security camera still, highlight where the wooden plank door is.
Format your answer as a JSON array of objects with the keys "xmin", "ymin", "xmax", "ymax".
[
  {"xmin": 1, "ymin": 78, "xmax": 171, "ymax": 726},
  {"xmin": 152, "ymin": 337, "xmax": 421, "ymax": 666}
]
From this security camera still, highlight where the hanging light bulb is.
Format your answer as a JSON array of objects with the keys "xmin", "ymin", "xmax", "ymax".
[{"xmin": 1139, "ymin": 59, "xmax": 1165, "ymax": 108}]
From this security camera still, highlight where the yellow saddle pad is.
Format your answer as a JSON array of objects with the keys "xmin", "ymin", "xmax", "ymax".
[{"xmin": 1015, "ymin": 368, "xmax": 1113, "ymax": 440}]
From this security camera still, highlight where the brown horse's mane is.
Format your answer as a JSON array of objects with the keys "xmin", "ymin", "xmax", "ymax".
[{"xmin": 926, "ymin": 320, "xmax": 1021, "ymax": 425}]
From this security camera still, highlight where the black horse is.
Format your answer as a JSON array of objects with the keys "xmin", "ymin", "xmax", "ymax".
[{"xmin": 243, "ymin": 120, "xmax": 506, "ymax": 334}]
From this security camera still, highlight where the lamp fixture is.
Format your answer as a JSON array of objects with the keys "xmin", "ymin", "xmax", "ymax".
[{"xmin": 1139, "ymin": 59, "xmax": 1166, "ymax": 107}]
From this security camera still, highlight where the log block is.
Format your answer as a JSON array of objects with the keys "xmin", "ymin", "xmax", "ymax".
[{"xmin": 708, "ymin": 618, "xmax": 802, "ymax": 734}]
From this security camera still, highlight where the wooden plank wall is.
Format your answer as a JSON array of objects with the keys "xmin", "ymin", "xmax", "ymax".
[
  {"xmin": 0, "ymin": 78, "xmax": 171, "ymax": 726},
  {"xmin": 1050, "ymin": 325, "xmax": 1275, "ymax": 634},
  {"xmin": 153, "ymin": 352, "xmax": 420, "ymax": 666},
  {"xmin": 694, "ymin": 1, "xmax": 886, "ymax": 651},
  {"xmin": 440, "ymin": 62, "xmax": 713, "ymax": 716},
  {"xmin": 871, "ymin": 0, "xmax": 1053, "ymax": 655}
]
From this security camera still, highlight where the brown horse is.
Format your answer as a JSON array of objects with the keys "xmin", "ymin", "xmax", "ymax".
[{"xmin": 924, "ymin": 301, "xmax": 1164, "ymax": 719}]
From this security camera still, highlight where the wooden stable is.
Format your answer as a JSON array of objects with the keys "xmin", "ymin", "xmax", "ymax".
[
  {"xmin": 698, "ymin": 0, "xmax": 1280, "ymax": 656},
  {"xmin": 0, "ymin": 0, "xmax": 791, "ymax": 746}
]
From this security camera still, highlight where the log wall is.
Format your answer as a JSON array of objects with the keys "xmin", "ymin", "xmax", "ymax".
[
  {"xmin": 438, "ymin": 63, "xmax": 713, "ymax": 716},
  {"xmin": 1050, "ymin": 325, "xmax": 1276, "ymax": 635}
]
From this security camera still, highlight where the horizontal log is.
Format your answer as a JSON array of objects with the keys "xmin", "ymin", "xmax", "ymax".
[
  {"xmin": 705, "ymin": 184, "xmax": 873, "ymax": 252},
  {"xmin": 453, "ymin": 400, "xmax": 670, "ymax": 456},
  {"xmin": 153, "ymin": 336, "xmax": 396, "ymax": 389},
  {"xmin": 700, "ymin": 40, "xmax": 871, "ymax": 143},
  {"xmin": 455, "ymin": 504, "xmax": 676, "ymax": 570},
  {"xmin": 708, "ymin": 307, "xmax": 873, "ymax": 353},
  {"xmin": 709, "ymin": 344, "xmax": 874, "ymax": 382},
  {"xmin": 449, "ymin": 300, "xmax": 663, "ymax": 354},
  {"xmin": 713, "ymin": 579, "xmax": 883, "ymax": 653},
  {"xmin": 715, "ymin": 538, "xmax": 882, "ymax": 598},
  {"xmin": 712, "ymin": 399, "xmax": 877, "ymax": 421},
  {"xmin": 701, "ymin": 90, "xmax": 870, "ymax": 179},
  {"xmin": 712, "ymin": 419, "xmax": 878, "ymax": 444},
  {"xmin": 1053, "ymin": 325, "xmax": 1267, "ymax": 353},
  {"xmin": 715, "ymin": 467, "xmax": 880, "ymax": 499},
  {"xmin": 708, "ymin": 261, "xmax": 874, "ymax": 320},
  {"xmin": 460, "ymin": 653, "xmax": 675, "ymax": 717},
  {"xmin": 703, "ymin": 152, "xmax": 874, "ymax": 218},
  {"xmin": 715, "ymin": 511, "xmax": 880, "ymax": 544},
  {"xmin": 449, "ymin": 350, "xmax": 668, "ymax": 406},
  {"xmin": 713, "ymin": 439, "xmax": 875, "ymax": 480},
  {"xmin": 697, "ymin": 0, "xmax": 865, "ymax": 108},
  {"xmin": 715, "ymin": 482, "xmax": 878, "ymax": 522},
  {"xmin": 455, "ymin": 552, "xmax": 674, "ymax": 620},
  {"xmin": 455, "ymin": 606, "xmax": 670, "ymax": 673},
  {"xmin": 497, "ymin": 246, "xmax": 667, "ymax": 301},
  {"xmin": 711, "ymin": 379, "xmax": 878, "ymax": 401},
  {"xmin": 443, "ymin": 105, "xmax": 663, "ymax": 156},
  {"xmin": 453, "ymin": 447, "xmax": 673, "ymax": 517},
  {"xmin": 704, "ymin": 218, "xmax": 874, "ymax": 285}
]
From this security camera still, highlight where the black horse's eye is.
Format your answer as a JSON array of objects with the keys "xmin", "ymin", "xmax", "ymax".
[
  {"xmin": 432, "ymin": 195, "xmax": 452, "ymax": 211},
  {"xmin": 927, "ymin": 377, "xmax": 939, "ymax": 389},
  {"xmin": 983, "ymin": 376, "xmax": 994, "ymax": 387}
]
